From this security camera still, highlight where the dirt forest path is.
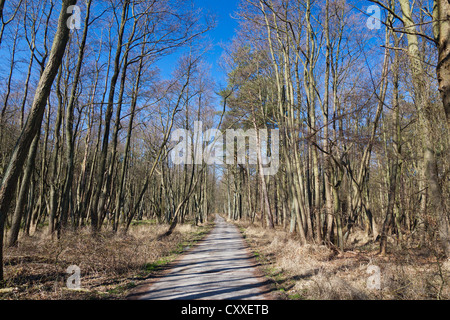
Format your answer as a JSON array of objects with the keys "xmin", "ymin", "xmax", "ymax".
[{"xmin": 130, "ymin": 214, "xmax": 273, "ymax": 300}]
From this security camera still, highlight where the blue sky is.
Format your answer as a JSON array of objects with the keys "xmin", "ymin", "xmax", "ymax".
[
  {"xmin": 156, "ymin": 0, "xmax": 241, "ymax": 88},
  {"xmin": 155, "ymin": 0, "xmax": 386, "ymax": 85},
  {"xmin": 196, "ymin": 0, "xmax": 240, "ymax": 87}
]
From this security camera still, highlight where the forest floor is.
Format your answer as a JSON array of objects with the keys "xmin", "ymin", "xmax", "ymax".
[
  {"xmin": 234, "ymin": 220, "xmax": 450, "ymax": 300},
  {"xmin": 0, "ymin": 220, "xmax": 214, "ymax": 300}
]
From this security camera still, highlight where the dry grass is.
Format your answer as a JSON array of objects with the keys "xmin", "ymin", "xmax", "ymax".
[
  {"xmin": 1, "ymin": 221, "xmax": 212, "ymax": 300},
  {"xmin": 236, "ymin": 221, "xmax": 450, "ymax": 300}
]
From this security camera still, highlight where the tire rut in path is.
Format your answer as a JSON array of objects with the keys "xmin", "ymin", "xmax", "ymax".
[{"xmin": 134, "ymin": 214, "xmax": 272, "ymax": 300}]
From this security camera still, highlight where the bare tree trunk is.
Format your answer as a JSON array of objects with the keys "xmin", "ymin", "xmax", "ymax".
[
  {"xmin": 435, "ymin": 0, "xmax": 450, "ymax": 129},
  {"xmin": 321, "ymin": 0, "xmax": 332, "ymax": 246},
  {"xmin": 7, "ymin": 132, "xmax": 40, "ymax": 247},
  {"xmin": 0, "ymin": 24, "xmax": 18, "ymax": 121},
  {"xmin": 92, "ymin": 0, "xmax": 129, "ymax": 233},
  {"xmin": 60, "ymin": 0, "xmax": 92, "ymax": 235},
  {"xmin": 48, "ymin": 66, "xmax": 65, "ymax": 236},
  {"xmin": 253, "ymin": 118, "xmax": 274, "ymax": 229},
  {"xmin": 381, "ymin": 15, "xmax": 400, "ymax": 254},
  {"xmin": 0, "ymin": 0, "xmax": 5, "ymax": 25},
  {"xmin": 113, "ymin": 43, "xmax": 144, "ymax": 231}
]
